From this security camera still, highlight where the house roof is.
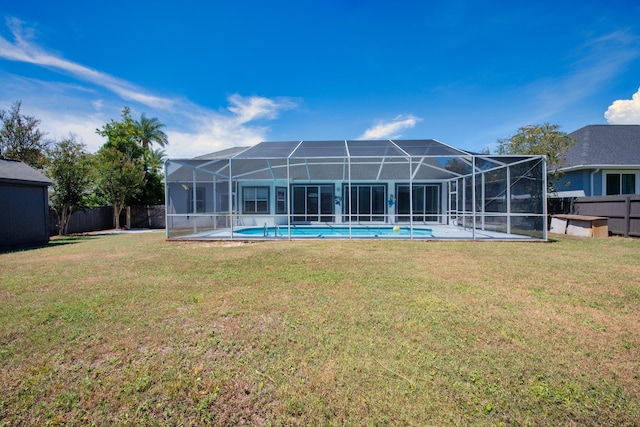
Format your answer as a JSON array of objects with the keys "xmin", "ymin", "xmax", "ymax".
[
  {"xmin": 194, "ymin": 146, "xmax": 250, "ymax": 160},
  {"xmin": 167, "ymin": 139, "xmax": 544, "ymax": 183},
  {"xmin": 178, "ymin": 139, "xmax": 474, "ymax": 161},
  {"xmin": 563, "ymin": 125, "xmax": 640, "ymax": 169},
  {"xmin": 0, "ymin": 158, "xmax": 52, "ymax": 185}
]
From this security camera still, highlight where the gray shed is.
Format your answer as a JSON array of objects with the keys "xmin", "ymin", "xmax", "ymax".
[{"xmin": 0, "ymin": 159, "xmax": 52, "ymax": 250}]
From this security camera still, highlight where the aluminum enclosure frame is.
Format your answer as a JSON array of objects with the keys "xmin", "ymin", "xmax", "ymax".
[{"xmin": 165, "ymin": 140, "xmax": 547, "ymax": 240}]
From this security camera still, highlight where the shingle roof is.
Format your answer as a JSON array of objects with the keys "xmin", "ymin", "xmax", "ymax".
[
  {"xmin": 564, "ymin": 125, "xmax": 640, "ymax": 167},
  {"xmin": 0, "ymin": 159, "xmax": 52, "ymax": 185}
]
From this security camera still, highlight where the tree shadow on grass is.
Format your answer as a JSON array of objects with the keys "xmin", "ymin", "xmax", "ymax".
[
  {"xmin": 0, "ymin": 235, "xmax": 97, "ymax": 254},
  {"xmin": 48, "ymin": 235, "xmax": 98, "ymax": 247}
]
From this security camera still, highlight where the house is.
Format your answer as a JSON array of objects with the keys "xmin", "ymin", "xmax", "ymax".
[
  {"xmin": 0, "ymin": 159, "xmax": 52, "ymax": 250},
  {"xmin": 165, "ymin": 139, "xmax": 547, "ymax": 240},
  {"xmin": 555, "ymin": 125, "xmax": 640, "ymax": 197}
]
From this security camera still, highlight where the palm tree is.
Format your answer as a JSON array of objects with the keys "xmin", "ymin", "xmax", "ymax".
[
  {"xmin": 141, "ymin": 147, "xmax": 167, "ymax": 208},
  {"xmin": 136, "ymin": 113, "xmax": 168, "ymax": 152},
  {"xmin": 145, "ymin": 147, "xmax": 166, "ymax": 175}
]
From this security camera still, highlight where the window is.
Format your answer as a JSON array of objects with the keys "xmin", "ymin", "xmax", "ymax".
[
  {"xmin": 276, "ymin": 187, "xmax": 287, "ymax": 214},
  {"xmin": 449, "ymin": 181, "xmax": 458, "ymax": 213},
  {"xmin": 187, "ymin": 187, "xmax": 205, "ymax": 213},
  {"xmin": 243, "ymin": 187, "xmax": 269, "ymax": 214},
  {"xmin": 606, "ymin": 173, "xmax": 637, "ymax": 195}
]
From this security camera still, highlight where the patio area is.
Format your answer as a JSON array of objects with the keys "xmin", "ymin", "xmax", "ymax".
[
  {"xmin": 171, "ymin": 223, "xmax": 538, "ymax": 240},
  {"xmin": 165, "ymin": 139, "xmax": 547, "ymax": 241}
]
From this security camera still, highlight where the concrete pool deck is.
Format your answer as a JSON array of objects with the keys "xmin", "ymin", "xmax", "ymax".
[{"xmin": 169, "ymin": 224, "xmax": 541, "ymax": 241}]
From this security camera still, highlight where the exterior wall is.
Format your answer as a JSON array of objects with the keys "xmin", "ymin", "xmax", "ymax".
[
  {"xmin": 166, "ymin": 182, "xmax": 220, "ymax": 232},
  {"xmin": 0, "ymin": 181, "xmax": 50, "ymax": 250},
  {"xmin": 556, "ymin": 170, "xmax": 597, "ymax": 196},
  {"xmin": 560, "ymin": 168, "xmax": 640, "ymax": 197},
  {"xmin": 168, "ymin": 182, "xmax": 230, "ymax": 214},
  {"xmin": 168, "ymin": 179, "xmax": 449, "ymax": 227},
  {"xmin": 593, "ymin": 170, "xmax": 603, "ymax": 195},
  {"xmin": 233, "ymin": 179, "xmax": 448, "ymax": 225}
]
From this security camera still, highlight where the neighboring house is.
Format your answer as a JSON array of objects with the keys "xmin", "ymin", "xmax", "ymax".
[
  {"xmin": 555, "ymin": 125, "xmax": 640, "ymax": 197},
  {"xmin": 0, "ymin": 159, "xmax": 52, "ymax": 250}
]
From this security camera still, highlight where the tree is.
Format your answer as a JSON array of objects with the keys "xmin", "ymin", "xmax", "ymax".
[
  {"xmin": 136, "ymin": 114, "xmax": 168, "ymax": 205},
  {"xmin": 495, "ymin": 123, "xmax": 576, "ymax": 191},
  {"xmin": 146, "ymin": 147, "xmax": 166, "ymax": 173},
  {"xmin": 94, "ymin": 147, "xmax": 145, "ymax": 229},
  {"xmin": 46, "ymin": 135, "xmax": 93, "ymax": 235},
  {"xmin": 136, "ymin": 113, "xmax": 168, "ymax": 152},
  {"xmin": 95, "ymin": 108, "xmax": 168, "ymax": 223},
  {"xmin": 96, "ymin": 106, "xmax": 144, "ymax": 160},
  {"xmin": 0, "ymin": 101, "xmax": 49, "ymax": 169},
  {"xmin": 139, "ymin": 147, "xmax": 167, "ymax": 205},
  {"xmin": 95, "ymin": 108, "xmax": 146, "ymax": 228}
]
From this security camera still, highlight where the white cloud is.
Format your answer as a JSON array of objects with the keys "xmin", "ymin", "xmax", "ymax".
[
  {"xmin": 38, "ymin": 111, "xmax": 106, "ymax": 151},
  {"xmin": 0, "ymin": 18, "xmax": 297, "ymax": 157},
  {"xmin": 19, "ymin": 92, "xmax": 287, "ymax": 157},
  {"xmin": 0, "ymin": 17, "xmax": 174, "ymax": 111},
  {"xmin": 521, "ymin": 31, "xmax": 639, "ymax": 122},
  {"xmin": 165, "ymin": 94, "xmax": 292, "ymax": 158},
  {"xmin": 166, "ymin": 128, "xmax": 263, "ymax": 159},
  {"xmin": 359, "ymin": 114, "xmax": 422, "ymax": 139},
  {"xmin": 604, "ymin": 87, "xmax": 640, "ymax": 124},
  {"xmin": 227, "ymin": 94, "xmax": 295, "ymax": 124},
  {"xmin": 92, "ymin": 99, "xmax": 104, "ymax": 110},
  {"xmin": 0, "ymin": 72, "xmax": 110, "ymax": 152}
]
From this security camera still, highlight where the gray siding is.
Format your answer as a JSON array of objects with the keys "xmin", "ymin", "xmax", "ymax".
[
  {"xmin": 0, "ymin": 182, "xmax": 50, "ymax": 250},
  {"xmin": 558, "ymin": 170, "xmax": 591, "ymax": 195}
]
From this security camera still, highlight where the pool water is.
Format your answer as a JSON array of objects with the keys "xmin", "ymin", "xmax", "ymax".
[{"xmin": 234, "ymin": 225, "xmax": 434, "ymax": 238}]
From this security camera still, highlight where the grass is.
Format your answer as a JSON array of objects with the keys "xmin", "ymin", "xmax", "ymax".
[{"xmin": 1, "ymin": 232, "xmax": 639, "ymax": 426}]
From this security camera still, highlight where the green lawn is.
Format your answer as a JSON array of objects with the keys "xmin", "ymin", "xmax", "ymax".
[{"xmin": 1, "ymin": 232, "xmax": 639, "ymax": 426}]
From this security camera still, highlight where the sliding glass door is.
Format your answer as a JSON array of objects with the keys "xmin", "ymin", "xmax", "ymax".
[
  {"xmin": 343, "ymin": 184, "xmax": 386, "ymax": 222},
  {"xmin": 291, "ymin": 185, "xmax": 334, "ymax": 222},
  {"xmin": 396, "ymin": 184, "xmax": 440, "ymax": 222}
]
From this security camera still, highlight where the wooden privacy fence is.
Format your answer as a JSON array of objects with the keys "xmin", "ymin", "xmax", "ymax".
[
  {"xmin": 570, "ymin": 195, "xmax": 640, "ymax": 238},
  {"xmin": 126, "ymin": 205, "xmax": 166, "ymax": 229},
  {"xmin": 49, "ymin": 205, "xmax": 166, "ymax": 235},
  {"xmin": 49, "ymin": 206, "xmax": 113, "ymax": 235}
]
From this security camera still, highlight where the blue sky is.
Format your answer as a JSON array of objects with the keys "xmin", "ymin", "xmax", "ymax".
[{"xmin": 1, "ymin": 0, "xmax": 639, "ymax": 158}]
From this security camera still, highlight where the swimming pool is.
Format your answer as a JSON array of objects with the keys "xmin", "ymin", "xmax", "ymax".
[{"xmin": 233, "ymin": 225, "xmax": 434, "ymax": 238}]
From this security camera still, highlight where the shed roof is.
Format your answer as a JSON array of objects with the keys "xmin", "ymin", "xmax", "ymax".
[
  {"xmin": 564, "ymin": 125, "xmax": 640, "ymax": 168},
  {"xmin": 0, "ymin": 159, "xmax": 52, "ymax": 185}
]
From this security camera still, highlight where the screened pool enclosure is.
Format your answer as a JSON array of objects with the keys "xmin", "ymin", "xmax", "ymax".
[{"xmin": 165, "ymin": 140, "xmax": 547, "ymax": 240}]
